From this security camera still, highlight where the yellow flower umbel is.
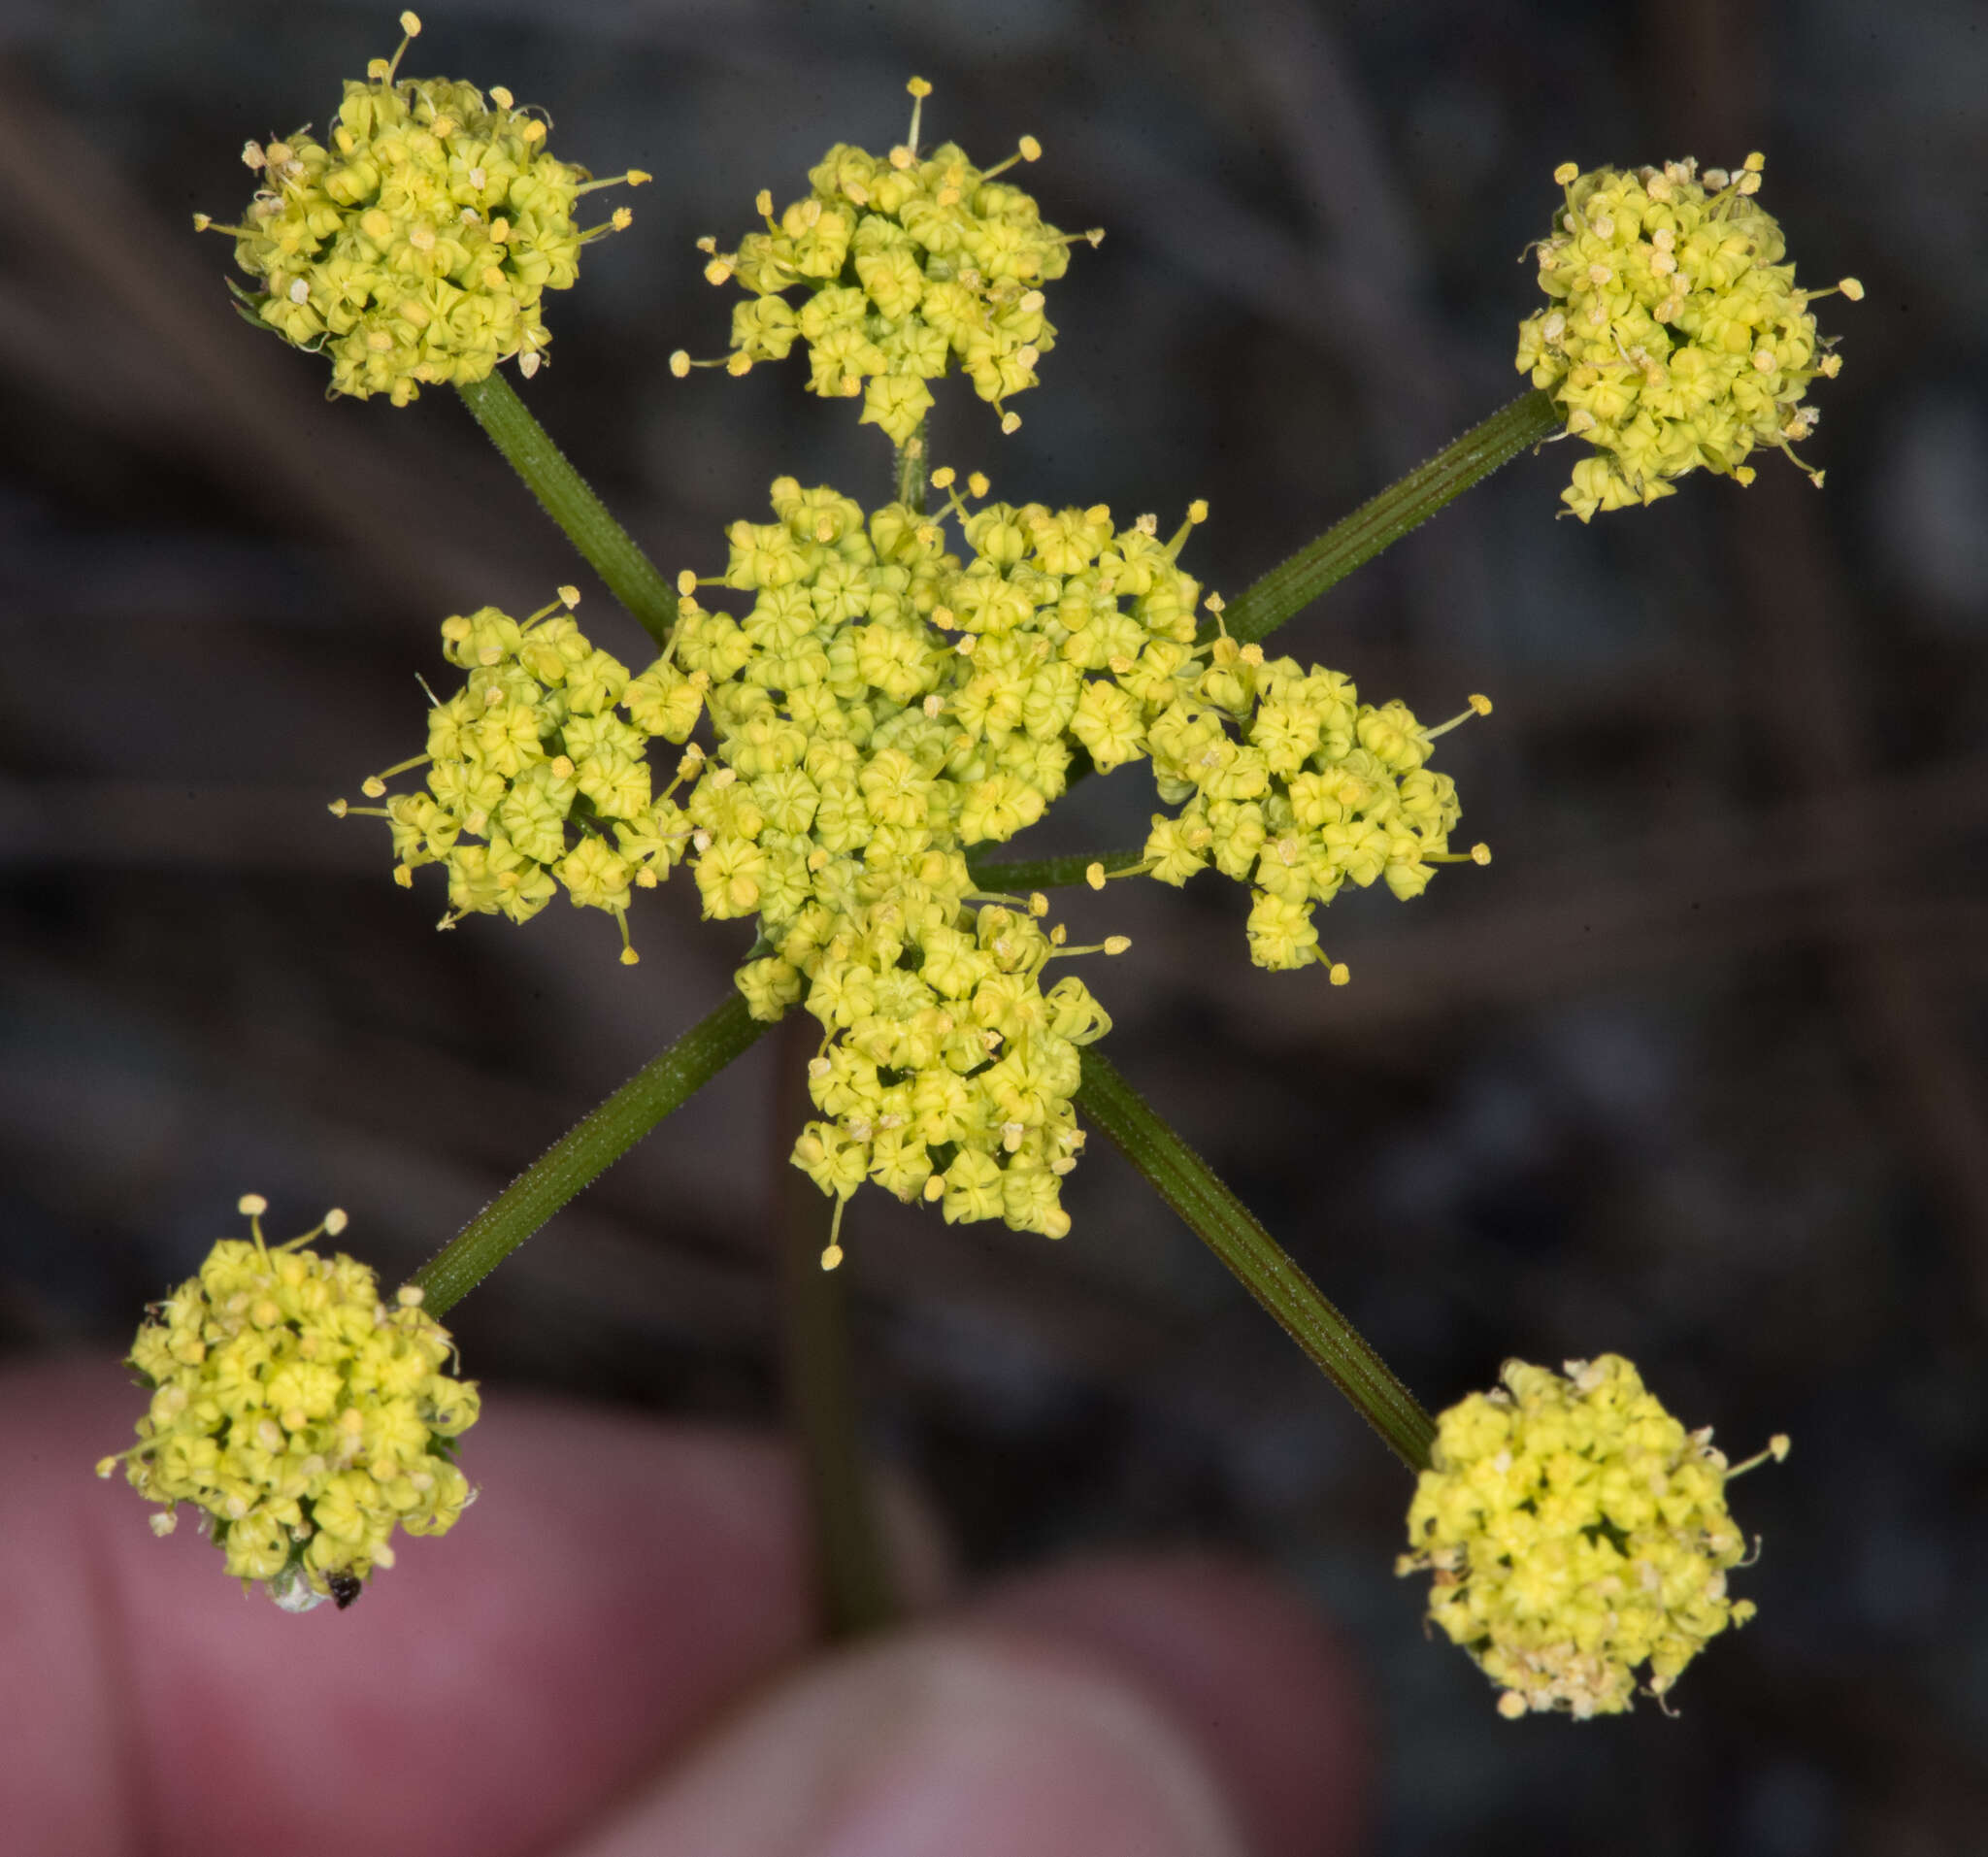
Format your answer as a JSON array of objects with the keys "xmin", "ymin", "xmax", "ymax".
[
  {"xmin": 350, "ymin": 475, "xmax": 1484, "ymax": 1253},
  {"xmin": 96, "ymin": 1195, "xmax": 479, "ymax": 1612},
  {"xmin": 1398, "ymin": 1355, "xmax": 1786, "ymax": 1718},
  {"xmin": 196, "ymin": 13, "xmax": 646, "ymax": 405},
  {"xmin": 676, "ymin": 79, "xmax": 1100, "ymax": 444},
  {"xmin": 332, "ymin": 585, "xmax": 694, "ymax": 966},
  {"xmin": 1517, "ymin": 154, "xmax": 1862, "ymax": 520}
]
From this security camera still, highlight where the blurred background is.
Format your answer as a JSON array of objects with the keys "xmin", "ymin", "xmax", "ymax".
[{"xmin": 4, "ymin": 0, "xmax": 1984, "ymax": 1848}]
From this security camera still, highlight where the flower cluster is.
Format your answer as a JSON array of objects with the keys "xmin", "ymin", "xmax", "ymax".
[
  {"xmin": 677, "ymin": 79, "xmax": 1098, "ymax": 444},
  {"xmin": 197, "ymin": 12, "xmax": 645, "ymax": 405},
  {"xmin": 1398, "ymin": 1355, "xmax": 1783, "ymax": 1717},
  {"xmin": 675, "ymin": 472, "xmax": 1477, "ymax": 1244},
  {"xmin": 1517, "ymin": 154, "xmax": 1862, "ymax": 520},
  {"xmin": 350, "ymin": 473, "xmax": 1477, "ymax": 1244},
  {"xmin": 97, "ymin": 1196, "xmax": 478, "ymax": 1611},
  {"xmin": 1114, "ymin": 641, "xmax": 1487, "ymax": 975},
  {"xmin": 334, "ymin": 587, "xmax": 704, "ymax": 963}
]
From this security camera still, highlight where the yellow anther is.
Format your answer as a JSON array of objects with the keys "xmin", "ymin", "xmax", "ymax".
[
  {"xmin": 1552, "ymin": 160, "xmax": 1580, "ymax": 185},
  {"xmin": 1085, "ymin": 862, "xmax": 1106, "ymax": 891}
]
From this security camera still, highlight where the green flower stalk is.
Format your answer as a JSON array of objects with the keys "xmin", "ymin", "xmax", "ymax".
[
  {"xmin": 1519, "ymin": 153, "xmax": 1862, "ymax": 520},
  {"xmin": 672, "ymin": 79, "xmax": 1100, "ymax": 444},
  {"xmin": 196, "ymin": 11, "xmax": 646, "ymax": 405},
  {"xmin": 97, "ymin": 1196, "xmax": 480, "ymax": 1612},
  {"xmin": 1398, "ymin": 1355, "xmax": 1786, "ymax": 1717}
]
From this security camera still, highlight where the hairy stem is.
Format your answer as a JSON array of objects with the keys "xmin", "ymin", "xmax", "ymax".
[
  {"xmin": 412, "ymin": 992, "xmax": 771, "ymax": 1317},
  {"xmin": 456, "ymin": 371, "xmax": 679, "ymax": 650},
  {"xmin": 1221, "ymin": 388, "xmax": 1560, "ymax": 647},
  {"xmin": 1076, "ymin": 1046, "xmax": 1437, "ymax": 1470}
]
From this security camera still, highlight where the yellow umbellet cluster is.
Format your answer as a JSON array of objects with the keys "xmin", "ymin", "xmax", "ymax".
[
  {"xmin": 96, "ymin": 1196, "xmax": 478, "ymax": 1611},
  {"xmin": 1398, "ymin": 1355, "xmax": 1785, "ymax": 1717},
  {"xmin": 676, "ymin": 79, "xmax": 1098, "ymax": 444},
  {"xmin": 352, "ymin": 472, "xmax": 1478, "ymax": 1250},
  {"xmin": 332, "ymin": 585, "xmax": 702, "ymax": 964},
  {"xmin": 1517, "ymin": 154, "xmax": 1861, "ymax": 520},
  {"xmin": 196, "ymin": 12, "xmax": 646, "ymax": 404}
]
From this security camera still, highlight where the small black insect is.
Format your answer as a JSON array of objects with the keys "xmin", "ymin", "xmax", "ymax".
[{"xmin": 328, "ymin": 1570, "xmax": 364, "ymax": 1610}]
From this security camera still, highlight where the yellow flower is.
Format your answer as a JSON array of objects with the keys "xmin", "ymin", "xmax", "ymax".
[
  {"xmin": 1398, "ymin": 1354, "xmax": 1786, "ymax": 1717},
  {"xmin": 197, "ymin": 13, "xmax": 645, "ymax": 403},
  {"xmin": 97, "ymin": 1196, "xmax": 478, "ymax": 1611},
  {"xmin": 1518, "ymin": 154, "xmax": 1861, "ymax": 520},
  {"xmin": 683, "ymin": 82, "xmax": 1100, "ymax": 440}
]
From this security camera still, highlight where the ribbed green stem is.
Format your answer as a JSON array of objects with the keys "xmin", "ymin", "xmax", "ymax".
[
  {"xmin": 966, "ymin": 847, "xmax": 1147, "ymax": 893},
  {"xmin": 1076, "ymin": 1046, "xmax": 1436, "ymax": 1470},
  {"xmin": 1222, "ymin": 388, "xmax": 1560, "ymax": 647},
  {"xmin": 412, "ymin": 992, "xmax": 771, "ymax": 1317},
  {"xmin": 456, "ymin": 372, "xmax": 679, "ymax": 650}
]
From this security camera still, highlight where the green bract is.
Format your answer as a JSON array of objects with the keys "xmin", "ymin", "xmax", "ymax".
[
  {"xmin": 1518, "ymin": 154, "xmax": 1861, "ymax": 521},
  {"xmin": 1398, "ymin": 1355, "xmax": 1778, "ymax": 1717},
  {"xmin": 197, "ymin": 13, "xmax": 645, "ymax": 405}
]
